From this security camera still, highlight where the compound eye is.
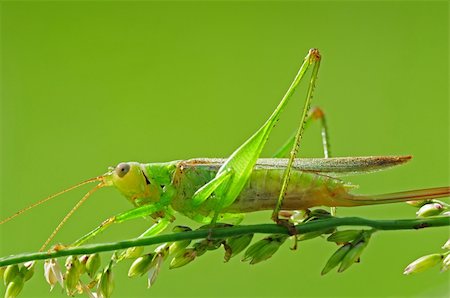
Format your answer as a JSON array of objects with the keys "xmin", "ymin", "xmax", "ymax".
[{"xmin": 115, "ymin": 162, "xmax": 130, "ymax": 178}]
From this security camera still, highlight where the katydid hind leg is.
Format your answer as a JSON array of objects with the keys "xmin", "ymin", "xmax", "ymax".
[
  {"xmin": 200, "ymin": 49, "xmax": 322, "ymax": 223},
  {"xmin": 271, "ymin": 50, "xmax": 322, "ymax": 223},
  {"xmin": 271, "ymin": 106, "xmax": 336, "ymax": 217}
]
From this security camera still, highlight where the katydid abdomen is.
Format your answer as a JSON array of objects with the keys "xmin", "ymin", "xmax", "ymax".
[
  {"xmin": 171, "ymin": 162, "xmax": 350, "ymax": 216},
  {"xmin": 168, "ymin": 157, "xmax": 449, "ymax": 220}
]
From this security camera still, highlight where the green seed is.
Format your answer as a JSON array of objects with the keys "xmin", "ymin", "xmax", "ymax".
[
  {"xmin": 169, "ymin": 248, "xmax": 196, "ymax": 269},
  {"xmin": 403, "ymin": 254, "xmax": 443, "ymax": 275},
  {"xmin": 297, "ymin": 230, "xmax": 328, "ymax": 241},
  {"xmin": 169, "ymin": 240, "xmax": 192, "ymax": 256},
  {"xmin": 327, "ymin": 230, "xmax": 362, "ymax": 244},
  {"xmin": 98, "ymin": 265, "xmax": 114, "ymax": 298},
  {"xmin": 338, "ymin": 241, "xmax": 368, "ymax": 272},
  {"xmin": 21, "ymin": 261, "xmax": 35, "ymax": 281},
  {"xmin": 243, "ymin": 235, "xmax": 287, "ymax": 264},
  {"xmin": 406, "ymin": 200, "xmax": 430, "ymax": 207},
  {"xmin": 128, "ymin": 254, "xmax": 154, "ymax": 278},
  {"xmin": 192, "ymin": 241, "xmax": 208, "ymax": 257},
  {"xmin": 416, "ymin": 203, "xmax": 444, "ymax": 217},
  {"xmin": 224, "ymin": 234, "xmax": 254, "ymax": 262},
  {"xmin": 86, "ymin": 254, "xmax": 101, "ymax": 278},
  {"xmin": 5, "ymin": 275, "xmax": 24, "ymax": 298},
  {"xmin": 321, "ymin": 243, "xmax": 352, "ymax": 275},
  {"xmin": 65, "ymin": 256, "xmax": 82, "ymax": 296},
  {"xmin": 3, "ymin": 265, "xmax": 20, "ymax": 286}
]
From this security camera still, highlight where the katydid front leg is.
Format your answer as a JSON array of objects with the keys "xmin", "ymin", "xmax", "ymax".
[
  {"xmin": 71, "ymin": 203, "xmax": 168, "ymax": 247},
  {"xmin": 192, "ymin": 49, "xmax": 322, "ymax": 225}
]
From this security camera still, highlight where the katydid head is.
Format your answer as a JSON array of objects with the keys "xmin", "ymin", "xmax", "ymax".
[{"xmin": 105, "ymin": 162, "xmax": 160, "ymax": 206}]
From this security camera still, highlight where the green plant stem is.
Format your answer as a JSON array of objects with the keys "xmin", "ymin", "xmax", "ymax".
[{"xmin": 1, "ymin": 216, "xmax": 448, "ymax": 267}]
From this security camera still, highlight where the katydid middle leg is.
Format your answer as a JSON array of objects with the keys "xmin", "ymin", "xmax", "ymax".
[{"xmin": 273, "ymin": 107, "xmax": 331, "ymax": 159}]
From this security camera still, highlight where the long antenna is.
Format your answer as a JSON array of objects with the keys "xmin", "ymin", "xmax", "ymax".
[
  {"xmin": 39, "ymin": 183, "xmax": 105, "ymax": 251},
  {"xmin": 0, "ymin": 176, "xmax": 103, "ymax": 225}
]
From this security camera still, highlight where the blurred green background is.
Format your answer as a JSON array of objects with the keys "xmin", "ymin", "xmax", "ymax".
[{"xmin": 1, "ymin": 1, "xmax": 448, "ymax": 297}]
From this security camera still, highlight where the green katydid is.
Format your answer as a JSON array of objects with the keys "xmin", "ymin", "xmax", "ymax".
[{"xmin": 1, "ymin": 49, "xmax": 449, "ymax": 253}]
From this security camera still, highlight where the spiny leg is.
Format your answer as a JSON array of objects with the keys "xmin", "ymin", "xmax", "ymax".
[
  {"xmin": 309, "ymin": 107, "xmax": 331, "ymax": 159},
  {"xmin": 275, "ymin": 107, "xmax": 335, "ymax": 218},
  {"xmin": 308, "ymin": 107, "xmax": 336, "ymax": 215},
  {"xmin": 71, "ymin": 203, "xmax": 166, "ymax": 247},
  {"xmin": 192, "ymin": 49, "xmax": 322, "ymax": 225},
  {"xmin": 271, "ymin": 50, "xmax": 322, "ymax": 223}
]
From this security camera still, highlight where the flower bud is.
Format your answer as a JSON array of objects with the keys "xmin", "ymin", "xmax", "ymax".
[
  {"xmin": 242, "ymin": 235, "xmax": 287, "ymax": 265},
  {"xmin": 21, "ymin": 261, "xmax": 35, "ymax": 281},
  {"xmin": 44, "ymin": 259, "xmax": 64, "ymax": 290},
  {"xmin": 442, "ymin": 239, "xmax": 450, "ymax": 250},
  {"xmin": 327, "ymin": 230, "xmax": 362, "ymax": 244},
  {"xmin": 98, "ymin": 264, "xmax": 114, "ymax": 298},
  {"xmin": 338, "ymin": 241, "xmax": 368, "ymax": 272},
  {"xmin": 169, "ymin": 248, "xmax": 196, "ymax": 269},
  {"xmin": 416, "ymin": 203, "xmax": 444, "ymax": 217},
  {"xmin": 224, "ymin": 234, "xmax": 254, "ymax": 262},
  {"xmin": 403, "ymin": 254, "xmax": 443, "ymax": 275},
  {"xmin": 5, "ymin": 275, "xmax": 24, "ymax": 298},
  {"xmin": 128, "ymin": 254, "xmax": 154, "ymax": 278},
  {"xmin": 3, "ymin": 265, "xmax": 20, "ymax": 286},
  {"xmin": 321, "ymin": 243, "xmax": 352, "ymax": 275},
  {"xmin": 86, "ymin": 254, "xmax": 101, "ymax": 278}
]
